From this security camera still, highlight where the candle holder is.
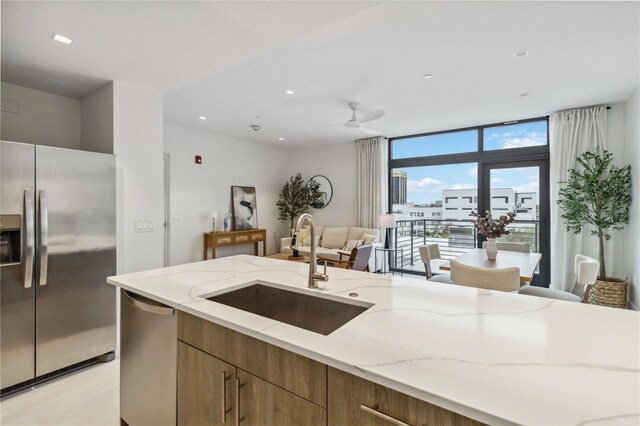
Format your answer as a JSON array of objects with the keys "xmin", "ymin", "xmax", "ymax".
[{"xmin": 211, "ymin": 218, "xmax": 217, "ymax": 233}]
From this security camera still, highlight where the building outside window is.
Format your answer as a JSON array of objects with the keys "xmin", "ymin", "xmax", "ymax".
[{"xmin": 392, "ymin": 171, "xmax": 407, "ymax": 205}]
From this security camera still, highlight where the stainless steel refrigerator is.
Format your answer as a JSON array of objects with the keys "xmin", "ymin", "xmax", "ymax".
[{"xmin": 0, "ymin": 141, "xmax": 116, "ymax": 393}]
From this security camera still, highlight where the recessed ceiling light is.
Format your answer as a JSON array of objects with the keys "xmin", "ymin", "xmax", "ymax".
[
  {"xmin": 198, "ymin": 116, "xmax": 207, "ymax": 120},
  {"xmin": 278, "ymin": 137, "xmax": 285, "ymax": 141},
  {"xmin": 52, "ymin": 34, "xmax": 73, "ymax": 45},
  {"xmin": 520, "ymin": 92, "xmax": 530, "ymax": 97},
  {"xmin": 423, "ymin": 74, "xmax": 433, "ymax": 80},
  {"xmin": 284, "ymin": 90, "xmax": 295, "ymax": 95},
  {"xmin": 514, "ymin": 50, "xmax": 529, "ymax": 59}
]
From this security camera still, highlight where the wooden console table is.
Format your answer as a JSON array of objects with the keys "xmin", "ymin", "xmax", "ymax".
[{"xmin": 202, "ymin": 229, "xmax": 267, "ymax": 260}]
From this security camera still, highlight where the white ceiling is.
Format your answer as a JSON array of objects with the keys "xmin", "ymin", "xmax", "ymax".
[
  {"xmin": 3, "ymin": 1, "xmax": 639, "ymax": 148},
  {"xmin": 1, "ymin": 1, "xmax": 377, "ymax": 98}
]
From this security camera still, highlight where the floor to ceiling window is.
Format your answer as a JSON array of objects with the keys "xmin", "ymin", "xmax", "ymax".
[{"xmin": 388, "ymin": 117, "xmax": 550, "ymax": 285}]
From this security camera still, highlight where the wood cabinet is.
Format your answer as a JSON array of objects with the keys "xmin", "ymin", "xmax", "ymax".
[
  {"xmin": 178, "ymin": 342, "xmax": 236, "ymax": 426},
  {"xmin": 327, "ymin": 367, "xmax": 483, "ymax": 426},
  {"xmin": 177, "ymin": 312, "xmax": 483, "ymax": 426},
  {"xmin": 178, "ymin": 311, "xmax": 326, "ymax": 407},
  {"xmin": 237, "ymin": 369, "xmax": 326, "ymax": 426},
  {"xmin": 178, "ymin": 340, "xmax": 325, "ymax": 426}
]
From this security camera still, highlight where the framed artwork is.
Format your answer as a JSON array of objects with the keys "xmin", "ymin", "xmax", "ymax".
[{"xmin": 231, "ymin": 186, "xmax": 258, "ymax": 230}]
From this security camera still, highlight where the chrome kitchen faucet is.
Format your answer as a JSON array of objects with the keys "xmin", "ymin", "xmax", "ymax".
[{"xmin": 294, "ymin": 213, "xmax": 328, "ymax": 289}]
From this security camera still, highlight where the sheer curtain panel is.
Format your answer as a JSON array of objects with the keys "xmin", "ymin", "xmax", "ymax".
[
  {"xmin": 550, "ymin": 106, "xmax": 608, "ymax": 291},
  {"xmin": 356, "ymin": 137, "xmax": 388, "ymax": 231}
]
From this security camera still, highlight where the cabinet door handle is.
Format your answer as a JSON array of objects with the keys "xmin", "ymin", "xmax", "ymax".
[
  {"xmin": 360, "ymin": 404, "xmax": 411, "ymax": 426},
  {"xmin": 235, "ymin": 378, "xmax": 245, "ymax": 425},
  {"xmin": 221, "ymin": 371, "xmax": 231, "ymax": 423}
]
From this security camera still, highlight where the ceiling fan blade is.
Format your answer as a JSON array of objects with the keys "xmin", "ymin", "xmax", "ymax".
[
  {"xmin": 359, "ymin": 110, "xmax": 385, "ymax": 123},
  {"xmin": 360, "ymin": 127, "xmax": 381, "ymax": 135},
  {"xmin": 344, "ymin": 120, "xmax": 361, "ymax": 128}
]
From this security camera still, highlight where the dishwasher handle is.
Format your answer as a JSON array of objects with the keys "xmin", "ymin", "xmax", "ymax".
[{"xmin": 124, "ymin": 291, "xmax": 174, "ymax": 316}]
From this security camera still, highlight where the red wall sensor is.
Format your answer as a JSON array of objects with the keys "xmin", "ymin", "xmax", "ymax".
[{"xmin": 195, "ymin": 155, "xmax": 202, "ymax": 164}]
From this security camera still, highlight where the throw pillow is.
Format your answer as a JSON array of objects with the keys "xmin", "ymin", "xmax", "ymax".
[
  {"xmin": 361, "ymin": 233, "xmax": 377, "ymax": 244},
  {"xmin": 343, "ymin": 239, "xmax": 364, "ymax": 251},
  {"xmin": 321, "ymin": 227, "xmax": 350, "ymax": 249},
  {"xmin": 301, "ymin": 235, "xmax": 321, "ymax": 247}
]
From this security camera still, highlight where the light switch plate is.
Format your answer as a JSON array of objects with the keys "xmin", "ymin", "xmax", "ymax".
[{"xmin": 135, "ymin": 219, "xmax": 154, "ymax": 233}]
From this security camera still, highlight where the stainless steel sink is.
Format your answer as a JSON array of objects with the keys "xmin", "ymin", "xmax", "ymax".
[{"xmin": 207, "ymin": 284, "xmax": 372, "ymax": 335}]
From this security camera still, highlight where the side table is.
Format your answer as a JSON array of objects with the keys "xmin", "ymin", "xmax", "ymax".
[
  {"xmin": 374, "ymin": 247, "xmax": 404, "ymax": 276},
  {"xmin": 203, "ymin": 229, "xmax": 266, "ymax": 260}
]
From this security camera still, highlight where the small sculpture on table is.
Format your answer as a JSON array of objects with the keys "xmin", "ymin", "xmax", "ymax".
[
  {"xmin": 211, "ymin": 211, "xmax": 217, "ymax": 233},
  {"xmin": 289, "ymin": 231, "xmax": 305, "ymax": 261}
]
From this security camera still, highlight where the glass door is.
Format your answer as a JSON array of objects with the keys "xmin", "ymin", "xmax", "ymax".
[{"xmin": 480, "ymin": 160, "xmax": 550, "ymax": 285}]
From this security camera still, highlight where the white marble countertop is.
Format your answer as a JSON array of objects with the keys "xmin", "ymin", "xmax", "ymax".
[{"xmin": 108, "ymin": 255, "xmax": 640, "ymax": 426}]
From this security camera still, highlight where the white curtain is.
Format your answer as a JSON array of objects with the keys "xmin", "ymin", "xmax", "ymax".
[
  {"xmin": 550, "ymin": 106, "xmax": 608, "ymax": 291},
  {"xmin": 356, "ymin": 137, "xmax": 388, "ymax": 229}
]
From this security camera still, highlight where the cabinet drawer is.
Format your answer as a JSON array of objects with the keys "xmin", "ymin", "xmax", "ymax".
[
  {"xmin": 327, "ymin": 368, "xmax": 484, "ymax": 426},
  {"xmin": 215, "ymin": 236, "xmax": 233, "ymax": 246},
  {"xmin": 250, "ymin": 232, "xmax": 264, "ymax": 241},
  {"xmin": 238, "ymin": 369, "xmax": 326, "ymax": 426},
  {"xmin": 178, "ymin": 311, "xmax": 327, "ymax": 407},
  {"xmin": 233, "ymin": 234, "xmax": 250, "ymax": 243}
]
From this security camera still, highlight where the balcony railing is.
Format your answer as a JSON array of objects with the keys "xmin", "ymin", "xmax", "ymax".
[{"xmin": 391, "ymin": 218, "xmax": 540, "ymax": 274}]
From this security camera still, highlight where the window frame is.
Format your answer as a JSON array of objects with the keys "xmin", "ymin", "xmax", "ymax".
[
  {"xmin": 389, "ymin": 116, "xmax": 549, "ymax": 169},
  {"xmin": 388, "ymin": 116, "xmax": 551, "ymax": 284},
  {"xmin": 388, "ymin": 116, "xmax": 549, "ymax": 203}
]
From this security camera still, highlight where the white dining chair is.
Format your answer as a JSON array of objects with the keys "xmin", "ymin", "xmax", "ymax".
[
  {"xmin": 418, "ymin": 244, "xmax": 448, "ymax": 279},
  {"xmin": 449, "ymin": 260, "xmax": 520, "ymax": 292},
  {"xmin": 518, "ymin": 254, "xmax": 599, "ymax": 302},
  {"xmin": 482, "ymin": 241, "xmax": 530, "ymax": 253}
]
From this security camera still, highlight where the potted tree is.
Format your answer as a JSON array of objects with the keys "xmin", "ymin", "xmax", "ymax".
[
  {"xmin": 276, "ymin": 174, "xmax": 324, "ymax": 258},
  {"xmin": 557, "ymin": 149, "xmax": 631, "ymax": 308}
]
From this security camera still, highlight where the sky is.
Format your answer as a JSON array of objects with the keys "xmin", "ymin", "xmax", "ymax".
[{"xmin": 393, "ymin": 121, "xmax": 546, "ymax": 204}]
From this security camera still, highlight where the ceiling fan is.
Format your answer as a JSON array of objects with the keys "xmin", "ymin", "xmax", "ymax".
[{"xmin": 344, "ymin": 102, "xmax": 385, "ymax": 134}]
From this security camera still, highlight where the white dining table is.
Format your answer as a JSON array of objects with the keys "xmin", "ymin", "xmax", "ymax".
[{"xmin": 439, "ymin": 248, "xmax": 542, "ymax": 282}]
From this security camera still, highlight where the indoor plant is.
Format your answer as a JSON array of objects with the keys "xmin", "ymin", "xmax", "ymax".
[
  {"xmin": 557, "ymin": 149, "xmax": 631, "ymax": 307},
  {"xmin": 276, "ymin": 174, "xmax": 324, "ymax": 257},
  {"xmin": 469, "ymin": 210, "xmax": 517, "ymax": 260}
]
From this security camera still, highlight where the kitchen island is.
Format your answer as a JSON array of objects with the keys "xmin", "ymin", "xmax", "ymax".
[{"xmin": 108, "ymin": 255, "xmax": 639, "ymax": 426}]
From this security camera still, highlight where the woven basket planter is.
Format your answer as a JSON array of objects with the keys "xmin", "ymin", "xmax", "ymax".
[{"xmin": 583, "ymin": 278, "xmax": 628, "ymax": 309}]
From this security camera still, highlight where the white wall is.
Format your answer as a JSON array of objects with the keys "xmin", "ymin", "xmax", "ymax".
[
  {"xmin": 287, "ymin": 142, "xmax": 358, "ymax": 227},
  {"xmin": 624, "ymin": 88, "xmax": 639, "ymax": 310},
  {"xmin": 164, "ymin": 123, "xmax": 288, "ymax": 265},
  {"xmin": 82, "ymin": 83, "xmax": 114, "ymax": 154},
  {"xmin": 113, "ymin": 82, "xmax": 165, "ymax": 274},
  {"xmin": 1, "ymin": 82, "xmax": 81, "ymax": 149}
]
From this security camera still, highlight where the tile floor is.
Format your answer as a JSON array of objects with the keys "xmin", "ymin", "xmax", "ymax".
[{"xmin": 0, "ymin": 360, "xmax": 119, "ymax": 426}]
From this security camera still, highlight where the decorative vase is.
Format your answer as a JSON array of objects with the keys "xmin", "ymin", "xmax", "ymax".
[{"xmin": 485, "ymin": 238, "xmax": 498, "ymax": 260}]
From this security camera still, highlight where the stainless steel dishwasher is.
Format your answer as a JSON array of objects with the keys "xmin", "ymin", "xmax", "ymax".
[{"xmin": 120, "ymin": 289, "xmax": 177, "ymax": 426}]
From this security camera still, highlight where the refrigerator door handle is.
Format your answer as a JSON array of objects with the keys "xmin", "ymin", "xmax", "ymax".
[
  {"xmin": 23, "ymin": 189, "xmax": 35, "ymax": 288},
  {"xmin": 38, "ymin": 190, "xmax": 48, "ymax": 286}
]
